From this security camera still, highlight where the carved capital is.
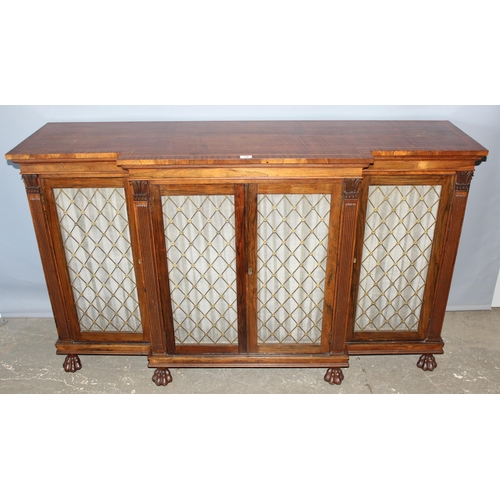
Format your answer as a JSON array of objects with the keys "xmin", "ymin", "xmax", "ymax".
[
  {"xmin": 455, "ymin": 171, "xmax": 474, "ymax": 192},
  {"xmin": 131, "ymin": 180, "xmax": 149, "ymax": 202},
  {"xmin": 343, "ymin": 178, "xmax": 362, "ymax": 200},
  {"xmin": 22, "ymin": 174, "xmax": 41, "ymax": 194}
]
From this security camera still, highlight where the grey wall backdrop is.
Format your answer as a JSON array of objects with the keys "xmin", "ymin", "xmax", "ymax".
[{"xmin": 1, "ymin": 105, "xmax": 499, "ymax": 317}]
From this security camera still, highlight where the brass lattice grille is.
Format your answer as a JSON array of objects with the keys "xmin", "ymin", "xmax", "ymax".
[
  {"xmin": 54, "ymin": 187, "xmax": 142, "ymax": 332},
  {"xmin": 257, "ymin": 194, "xmax": 331, "ymax": 344},
  {"xmin": 355, "ymin": 185, "xmax": 442, "ymax": 331},
  {"xmin": 162, "ymin": 195, "xmax": 238, "ymax": 345}
]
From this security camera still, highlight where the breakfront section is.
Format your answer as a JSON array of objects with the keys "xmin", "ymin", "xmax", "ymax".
[
  {"xmin": 18, "ymin": 166, "xmax": 154, "ymax": 372},
  {"xmin": 135, "ymin": 174, "xmax": 362, "ymax": 386},
  {"xmin": 6, "ymin": 121, "xmax": 488, "ymax": 388},
  {"xmin": 346, "ymin": 161, "xmax": 483, "ymax": 371}
]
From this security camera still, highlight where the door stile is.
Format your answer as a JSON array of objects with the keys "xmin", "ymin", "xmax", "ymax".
[
  {"xmin": 346, "ymin": 178, "xmax": 370, "ymax": 342},
  {"xmin": 235, "ymin": 184, "xmax": 249, "ymax": 353},
  {"xmin": 245, "ymin": 184, "xmax": 259, "ymax": 353},
  {"xmin": 150, "ymin": 184, "xmax": 177, "ymax": 354},
  {"xmin": 124, "ymin": 179, "xmax": 151, "ymax": 344},
  {"xmin": 331, "ymin": 178, "xmax": 362, "ymax": 352},
  {"xmin": 131, "ymin": 180, "xmax": 166, "ymax": 354},
  {"xmin": 41, "ymin": 178, "xmax": 92, "ymax": 342},
  {"xmin": 416, "ymin": 175, "xmax": 454, "ymax": 341},
  {"xmin": 320, "ymin": 182, "xmax": 343, "ymax": 352}
]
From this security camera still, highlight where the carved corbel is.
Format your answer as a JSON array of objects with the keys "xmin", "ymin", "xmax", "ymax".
[
  {"xmin": 131, "ymin": 180, "xmax": 150, "ymax": 203},
  {"xmin": 455, "ymin": 171, "xmax": 474, "ymax": 192},
  {"xmin": 22, "ymin": 174, "xmax": 41, "ymax": 200},
  {"xmin": 343, "ymin": 178, "xmax": 362, "ymax": 200}
]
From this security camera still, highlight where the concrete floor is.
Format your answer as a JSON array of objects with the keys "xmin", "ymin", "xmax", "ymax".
[{"xmin": 0, "ymin": 310, "xmax": 499, "ymax": 393}]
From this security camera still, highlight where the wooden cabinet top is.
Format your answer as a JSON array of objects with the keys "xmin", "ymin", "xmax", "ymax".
[{"xmin": 6, "ymin": 120, "xmax": 488, "ymax": 165}]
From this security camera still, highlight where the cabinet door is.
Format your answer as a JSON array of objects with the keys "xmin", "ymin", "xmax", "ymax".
[
  {"xmin": 45, "ymin": 178, "xmax": 147, "ymax": 343},
  {"xmin": 349, "ymin": 175, "xmax": 453, "ymax": 342},
  {"xmin": 247, "ymin": 183, "xmax": 342, "ymax": 354},
  {"xmin": 156, "ymin": 184, "xmax": 246, "ymax": 354}
]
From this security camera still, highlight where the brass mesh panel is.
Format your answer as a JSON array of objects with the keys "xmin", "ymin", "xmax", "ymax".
[
  {"xmin": 257, "ymin": 194, "xmax": 331, "ymax": 344},
  {"xmin": 355, "ymin": 185, "xmax": 441, "ymax": 331},
  {"xmin": 54, "ymin": 187, "xmax": 142, "ymax": 332},
  {"xmin": 162, "ymin": 195, "xmax": 238, "ymax": 345}
]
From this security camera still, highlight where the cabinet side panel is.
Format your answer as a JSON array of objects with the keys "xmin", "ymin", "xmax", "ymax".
[
  {"xmin": 53, "ymin": 187, "xmax": 143, "ymax": 333},
  {"xmin": 427, "ymin": 171, "xmax": 474, "ymax": 339},
  {"xmin": 21, "ymin": 175, "xmax": 72, "ymax": 340},
  {"xmin": 162, "ymin": 194, "xmax": 238, "ymax": 345},
  {"xmin": 355, "ymin": 185, "xmax": 441, "ymax": 332}
]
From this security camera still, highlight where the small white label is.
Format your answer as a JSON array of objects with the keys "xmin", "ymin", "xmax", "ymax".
[{"xmin": 240, "ymin": 155, "xmax": 252, "ymax": 159}]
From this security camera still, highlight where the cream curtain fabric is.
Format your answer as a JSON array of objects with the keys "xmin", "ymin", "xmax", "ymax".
[
  {"xmin": 355, "ymin": 185, "xmax": 442, "ymax": 331},
  {"xmin": 162, "ymin": 195, "xmax": 238, "ymax": 344},
  {"xmin": 257, "ymin": 194, "xmax": 331, "ymax": 344},
  {"xmin": 54, "ymin": 187, "xmax": 142, "ymax": 332}
]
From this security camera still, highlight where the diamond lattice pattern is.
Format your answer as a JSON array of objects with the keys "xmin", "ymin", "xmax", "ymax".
[
  {"xmin": 54, "ymin": 187, "xmax": 142, "ymax": 332},
  {"xmin": 162, "ymin": 195, "xmax": 238, "ymax": 345},
  {"xmin": 257, "ymin": 194, "xmax": 331, "ymax": 344},
  {"xmin": 355, "ymin": 185, "xmax": 442, "ymax": 331}
]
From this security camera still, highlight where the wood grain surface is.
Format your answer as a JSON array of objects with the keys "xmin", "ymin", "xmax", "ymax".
[{"xmin": 6, "ymin": 121, "xmax": 488, "ymax": 164}]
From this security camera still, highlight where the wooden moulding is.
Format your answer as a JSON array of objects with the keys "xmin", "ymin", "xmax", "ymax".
[
  {"xmin": 147, "ymin": 353, "xmax": 350, "ymax": 368},
  {"xmin": 118, "ymin": 158, "xmax": 374, "ymax": 167},
  {"xmin": 55, "ymin": 341, "xmax": 150, "ymax": 355},
  {"xmin": 346, "ymin": 341, "xmax": 444, "ymax": 356},
  {"xmin": 17, "ymin": 161, "xmax": 126, "ymax": 177},
  {"xmin": 125, "ymin": 165, "xmax": 371, "ymax": 182},
  {"xmin": 371, "ymin": 155, "xmax": 486, "ymax": 166},
  {"xmin": 6, "ymin": 152, "xmax": 120, "ymax": 162}
]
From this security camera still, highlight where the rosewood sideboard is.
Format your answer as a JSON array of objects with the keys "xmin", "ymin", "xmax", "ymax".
[{"xmin": 5, "ymin": 121, "xmax": 488, "ymax": 386}]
